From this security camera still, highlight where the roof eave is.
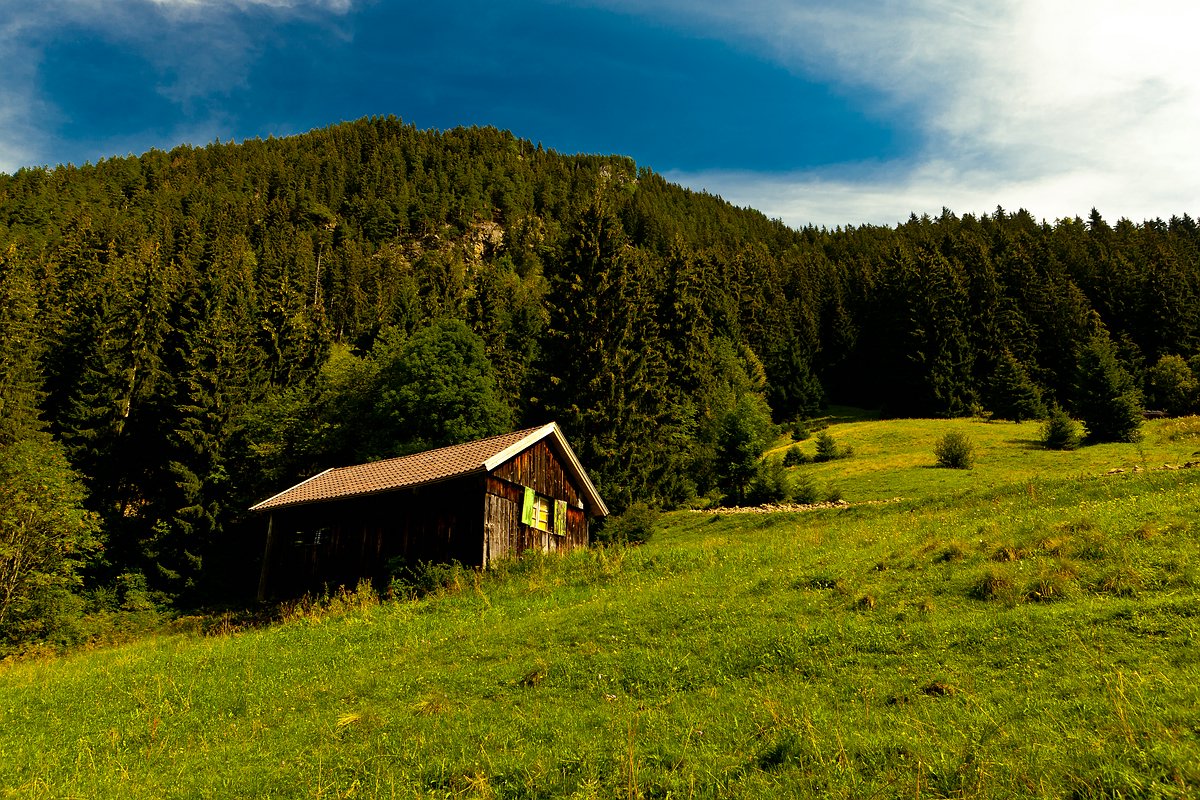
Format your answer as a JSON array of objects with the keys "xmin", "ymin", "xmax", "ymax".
[
  {"xmin": 483, "ymin": 422, "xmax": 609, "ymax": 517},
  {"xmin": 249, "ymin": 466, "xmax": 488, "ymax": 513},
  {"xmin": 249, "ymin": 468, "xmax": 334, "ymax": 513}
]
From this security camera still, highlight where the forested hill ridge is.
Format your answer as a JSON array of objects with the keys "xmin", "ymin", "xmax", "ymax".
[{"xmin": 1, "ymin": 115, "xmax": 1199, "ymax": 630}]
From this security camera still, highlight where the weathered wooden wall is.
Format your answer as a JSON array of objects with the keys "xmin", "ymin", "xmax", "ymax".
[
  {"xmin": 260, "ymin": 440, "xmax": 596, "ymax": 598},
  {"xmin": 483, "ymin": 440, "xmax": 589, "ymax": 564},
  {"xmin": 492, "ymin": 441, "xmax": 582, "ymax": 508}
]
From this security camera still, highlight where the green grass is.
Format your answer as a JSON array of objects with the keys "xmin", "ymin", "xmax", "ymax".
[
  {"xmin": 769, "ymin": 409, "xmax": 1200, "ymax": 502},
  {"xmin": 2, "ymin": 415, "xmax": 1200, "ymax": 798}
]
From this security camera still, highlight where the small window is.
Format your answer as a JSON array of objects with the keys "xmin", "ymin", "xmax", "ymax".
[
  {"xmin": 531, "ymin": 495, "xmax": 551, "ymax": 532},
  {"xmin": 521, "ymin": 487, "xmax": 561, "ymax": 534},
  {"xmin": 294, "ymin": 528, "xmax": 330, "ymax": 547}
]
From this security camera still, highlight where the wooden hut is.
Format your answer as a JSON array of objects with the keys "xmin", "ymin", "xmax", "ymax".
[{"xmin": 251, "ymin": 423, "xmax": 608, "ymax": 600}]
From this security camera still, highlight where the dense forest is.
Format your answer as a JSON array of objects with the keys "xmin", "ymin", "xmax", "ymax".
[{"xmin": 2, "ymin": 116, "xmax": 1199, "ymax": 646}]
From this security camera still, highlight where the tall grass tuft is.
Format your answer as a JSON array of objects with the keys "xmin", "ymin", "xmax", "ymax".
[{"xmin": 970, "ymin": 569, "xmax": 1018, "ymax": 604}]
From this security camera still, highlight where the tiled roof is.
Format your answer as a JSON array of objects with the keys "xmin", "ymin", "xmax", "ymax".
[{"xmin": 250, "ymin": 425, "xmax": 546, "ymax": 512}]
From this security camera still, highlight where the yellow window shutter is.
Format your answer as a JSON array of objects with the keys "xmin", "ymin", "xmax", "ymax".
[
  {"xmin": 554, "ymin": 499, "xmax": 567, "ymax": 536},
  {"xmin": 521, "ymin": 487, "xmax": 535, "ymax": 525}
]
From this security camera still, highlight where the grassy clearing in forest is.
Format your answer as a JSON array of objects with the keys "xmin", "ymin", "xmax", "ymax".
[
  {"xmin": 768, "ymin": 408, "xmax": 1200, "ymax": 503},
  {"xmin": 1, "ymin": 416, "xmax": 1199, "ymax": 798}
]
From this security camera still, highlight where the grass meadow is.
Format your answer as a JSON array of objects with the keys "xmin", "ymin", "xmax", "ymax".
[{"xmin": 2, "ymin": 414, "xmax": 1199, "ymax": 798}]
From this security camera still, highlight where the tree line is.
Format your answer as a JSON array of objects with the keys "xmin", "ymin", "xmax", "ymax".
[{"xmin": 1, "ymin": 116, "xmax": 1198, "ymax": 648}]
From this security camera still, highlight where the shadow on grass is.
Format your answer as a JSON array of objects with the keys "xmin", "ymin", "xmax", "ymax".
[
  {"xmin": 1007, "ymin": 438, "xmax": 1047, "ymax": 450},
  {"xmin": 810, "ymin": 406, "xmax": 882, "ymax": 426}
]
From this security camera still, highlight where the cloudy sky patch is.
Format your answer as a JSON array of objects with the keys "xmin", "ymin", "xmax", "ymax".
[{"xmin": 1, "ymin": 1, "xmax": 1196, "ymax": 228}]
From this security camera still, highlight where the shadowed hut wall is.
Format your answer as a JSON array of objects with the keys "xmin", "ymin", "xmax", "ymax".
[
  {"xmin": 259, "ymin": 438, "xmax": 599, "ymax": 598},
  {"xmin": 263, "ymin": 476, "xmax": 486, "ymax": 598}
]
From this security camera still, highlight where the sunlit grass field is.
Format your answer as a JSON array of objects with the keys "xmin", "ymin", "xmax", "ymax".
[
  {"xmin": 2, "ymin": 414, "xmax": 1199, "ymax": 798},
  {"xmin": 768, "ymin": 407, "xmax": 1200, "ymax": 502}
]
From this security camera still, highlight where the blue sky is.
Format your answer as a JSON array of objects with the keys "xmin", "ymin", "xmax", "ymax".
[{"xmin": 3, "ymin": 1, "xmax": 1198, "ymax": 227}]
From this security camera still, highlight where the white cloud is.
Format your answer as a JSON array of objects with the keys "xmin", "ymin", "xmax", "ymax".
[
  {"xmin": 606, "ymin": 0, "xmax": 1200, "ymax": 226},
  {"xmin": 146, "ymin": 0, "xmax": 354, "ymax": 12},
  {"xmin": 6, "ymin": 0, "xmax": 1198, "ymax": 227}
]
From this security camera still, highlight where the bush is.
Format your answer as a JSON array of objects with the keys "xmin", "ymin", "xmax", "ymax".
[
  {"xmin": 793, "ymin": 473, "xmax": 821, "ymax": 505},
  {"xmin": 745, "ymin": 458, "xmax": 793, "ymax": 506},
  {"xmin": 781, "ymin": 444, "xmax": 808, "ymax": 467},
  {"xmin": 1145, "ymin": 354, "xmax": 1199, "ymax": 416},
  {"xmin": 592, "ymin": 502, "xmax": 659, "ymax": 546},
  {"xmin": 386, "ymin": 559, "xmax": 467, "ymax": 598},
  {"xmin": 934, "ymin": 432, "xmax": 975, "ymax": 469},
  {"xmin": 814, "ymin": 431, "xmax": 840, "ymax": 462},
  {"xmin": 1040, "ymin": 407, "xmax": 1082, "ymax": 450}
]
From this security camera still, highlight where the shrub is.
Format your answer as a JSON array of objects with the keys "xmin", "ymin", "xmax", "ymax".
[
  {"xmin": 1040, "ymin": 407, "xmax": 1082, "ymax": 450},
  {"xmin": 814, "ymin": 431, "xmax": 840, "ymax": 462},
  {"xmin": 387, "ymin": 560, "xmax": 467, "ymax": 598},
  {"xmin": 781, "ymin": 444, "xmax": 808, "ymax": 467},
  {"xmin": 1145, "ymin": 354, "xmax": 1199, "ymax": 416},
  {"xmin": 793, "ymin": 473, "xmax": 821, "ymax": 505},
  {"xmin": 745, "ymin": 458, "xmax": 793, "ymax": 506},
  {"xmin": 593, "ymin": 502, "xmax": 659, "ymax": 546},
  {"xmin": 934, "ymin": 432, "xmax": 975, "ymax": 469}
]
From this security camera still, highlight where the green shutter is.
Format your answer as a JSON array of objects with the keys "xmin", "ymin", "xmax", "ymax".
[
  {"xmin": 554, "ymin": 500, "xmax": 567, "ymax": 536},
  {"xmin": 521, "ymin": 487, "xmax": 535, "ymax": 525}
]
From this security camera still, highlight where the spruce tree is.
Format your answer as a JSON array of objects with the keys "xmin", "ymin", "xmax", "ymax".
[
  {"xmin": 0, "ymin": 244, "xmax": 45, "ymax": 447},
  {"xmin": 989, "ymin": 349, "xmax": 1046, "ymax": 422},
  {"xmin": 1074, "ymin": 333, "xmax": 1143, "ymax": 442},
  {"xmin": 0, "ymin": 242, "xmax": 100, "ymax": 648},
  {"xmin": 539, "ymin": 190, "xmax": 673, "ymax": 510},
  {"xmin": 716, "ymin": 394, "xmax": 773, "ymax": 505}
]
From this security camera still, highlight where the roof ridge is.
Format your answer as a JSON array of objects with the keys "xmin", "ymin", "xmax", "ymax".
[{"xmin": 344, "ymin": 424, "xmax": 547, "ymax": 471}]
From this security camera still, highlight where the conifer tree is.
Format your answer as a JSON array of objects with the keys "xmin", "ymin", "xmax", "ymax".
[
  {"xmin": 0, "ymin": 241, "xmax": 100, "ymax": 648},
  {"xmin": 989, "ymin": 349, "xmax": 1046, "ymax": 422},
  {"xmin": 715, "ymin": 393, "xmax": 773, "ymax": 505},
  {"xmin": 539, "ymin": 191, "xmax": 673, "ymax": 511},
  {"xmin": 1074, "ymin": 332, "xmax": 1143, "ymax": 442},
  {"xmin": 873, "ymin": 242, "xmax": 977, "ymax": 415},
  {"xmin": 0, "ymin": 243, "xmax": 45, "ymax": 447}
]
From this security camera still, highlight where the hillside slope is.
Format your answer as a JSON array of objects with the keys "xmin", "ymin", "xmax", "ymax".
[
  {"xmin": 2, "ymin": 416, "xmax": 1198, "ymax": 798},
  {"xmin": 1, "ymin": 115, "xmax": 1200, "ymax": 621}
]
